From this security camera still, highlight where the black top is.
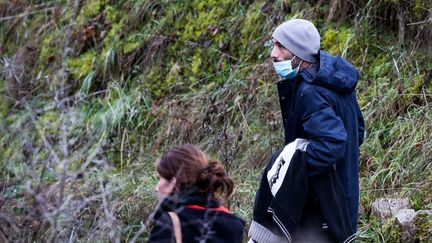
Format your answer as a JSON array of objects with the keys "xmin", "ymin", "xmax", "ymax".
[
  {"xmin": 148, "ymin": 187, "xmax": 245, "ymax": 243},
  {"xmin": 252, "ymin": 148, "xmax": 355, "ymax": 243}
]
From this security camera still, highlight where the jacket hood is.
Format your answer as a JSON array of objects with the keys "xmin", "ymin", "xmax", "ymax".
[{"xmin": 301, "ymin": 50, "xmax": 360, "ymax": 94}]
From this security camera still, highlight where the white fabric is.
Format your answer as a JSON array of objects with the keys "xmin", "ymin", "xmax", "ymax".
[
  {"xmin": 248, "ymin": 220, "xmax": 288, "ymax": 243},
  {"xmin": 267, "ymin": 139, "xmax": 309, "ymax": 196}
]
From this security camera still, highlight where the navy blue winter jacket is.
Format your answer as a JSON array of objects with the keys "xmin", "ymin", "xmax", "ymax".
[{"xmin": 277, "ymin": 50, "xmax": 365, "ymax": 231}]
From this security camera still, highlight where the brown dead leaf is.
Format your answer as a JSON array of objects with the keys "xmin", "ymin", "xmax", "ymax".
[{"xmin": 83, "ymin": 25, "xmax": 96, "ymax": 41}]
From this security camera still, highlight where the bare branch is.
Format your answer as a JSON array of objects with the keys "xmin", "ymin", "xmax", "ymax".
[{"xmin": 0, "ymin": 7, "xmax": 57, "ymax": 22}]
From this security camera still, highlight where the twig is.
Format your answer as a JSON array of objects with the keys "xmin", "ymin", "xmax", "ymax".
[
  {"xmin": 100, "ymin": 180, "xmax": 120, "ymax": 243},
  {"xmin": 49, "ymin": 121, "xmax": 70, "ymax": 242},
  {"xmin": 120, "ymin": 128, "xmax": 127, "ymax": 173},
  {"xmin": 129, "ymin": 222, "xmax": 147, "ymax": 243},
  {"xmin": 0, "ymin": 7, "xmax": 57, "ymax": 22},
  {"xmin": 407, "ymin": 19, "xmax": 432, "ymax": 26}
]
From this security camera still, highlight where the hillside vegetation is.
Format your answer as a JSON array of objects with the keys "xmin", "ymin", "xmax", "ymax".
[{"xmin": 0, "ymin": 0, "xmax": 431, "ymax": 242}]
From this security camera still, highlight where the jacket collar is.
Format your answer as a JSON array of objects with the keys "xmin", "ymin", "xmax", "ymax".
[
  {"xmin": 299, "ymin": 63, "xmax": 319, "ymax": 82},
  {"xmin": 159, "ymin": 186, "xmax": 220, "ymax": 212}
]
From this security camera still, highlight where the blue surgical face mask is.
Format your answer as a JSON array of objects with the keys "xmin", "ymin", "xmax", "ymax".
[{"xmin": 273, "ymin": 56, "xmax": 302, "ymax": 79}]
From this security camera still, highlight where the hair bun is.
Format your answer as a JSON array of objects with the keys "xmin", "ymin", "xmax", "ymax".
[
  {"xmin": 197, "ymin": 160, "xmax": 233, "ymax": 198},
  {"xmin": 156, "ymin": 144, "xmax": 233, "ymax": 199},
  {"xmin": 208, "ymin": 160, "xmax": 225, "ymax": 176}
]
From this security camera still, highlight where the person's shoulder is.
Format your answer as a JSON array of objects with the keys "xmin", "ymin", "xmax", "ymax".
[
  {"xmin": 297, "ymin": 81, "xmax": 328, "ymax": 99},
  {"xmin": 297, "ymin": 81, "xmax": 336, "ymax": 108},
  {"xmin": 221, "ymin": 211, "xmax": 246, "ymax": 225},
  {"xmin": 216, "ymin": 211, "xmax": 246, "ymax": 232},
  {"xmin": 189, "ymin": 206, "xmax": 245, "ymax": 225},
  {"xmin": 185, "ymin": 206, "xmax": 245, "ymax": 223},
  {"xmin": 298, "ymin": 79, "xmax": 329, "ymax": 93}
]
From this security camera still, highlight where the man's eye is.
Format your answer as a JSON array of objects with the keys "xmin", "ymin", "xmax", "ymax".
[
  {"xmin": 273, "ymin": 42, "xmax": 282, "ymax": 48},
  {"xmin": 278, "ymin": 44, "xmax": 287, "ymax": 50}
]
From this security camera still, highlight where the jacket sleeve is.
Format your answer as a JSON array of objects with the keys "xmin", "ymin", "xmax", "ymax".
[
  {"xmin": 298, "ymin": 88, "xmax": 347, "ymax": 176},
  {"xmin": 148, "ymin": 213, "xmax": 174, "ymax": 243}
]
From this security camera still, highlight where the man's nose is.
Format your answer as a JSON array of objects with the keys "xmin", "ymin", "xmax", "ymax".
[{"xmin": 270, "ymin": 46, "xmax": 278, "ymax": 59}]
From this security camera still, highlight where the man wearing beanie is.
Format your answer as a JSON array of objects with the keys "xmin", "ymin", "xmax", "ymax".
[{"xmin": 248, "ymin": 19, "xmax": 364, "ymax": 243}]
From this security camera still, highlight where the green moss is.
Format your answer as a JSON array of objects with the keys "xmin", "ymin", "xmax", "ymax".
[
  {"xmin": 239, "ymin": 2, "xmax": 266, "ymax": 58},
  {"xmin": 369, "ymin": 56, "xmax": 392, "ymax": 79},
  {"xmin": 415, "ymin": 212, "xmax": 432, "ymax": 241},
  {"xmin": 39, "ymin": 32, "xmax": 61, "ymax": 68},
  {"xmin": 143, "ymin": 69, "xmax": 163, "ymax": 97},
  {"xmin": 190, "ymin": 51, "xmax": 202, "ymax": 76},
  {"xmin": 122, "ymin": 33, "xmax": 144, "ymax": 53},
  {"xmin": 410, "ymin": 74, "xmax": 425, "ymax": 94},
  {"xmin": 103, "ymin": 20, "xmax": 126, "ymax": 47},
  {"xmin": 177, "ymin": 0, "xmax": 233, "ymax": 42},
  {"xmin": 104, "ymin": 5, "xmax": 119, "ymax": 23},
  {"xmin": 411, "ymin": 188, "xmax": 431, "ymax": 211},
  {"xmin": 98, "ymin": 4, "xmax": 129, "ymax": 49},
  {"xmin": 322, "ymin": 28, "xmax": 338, "ymax": 48},
  {"xmin": 67, "ymin": 51, "xmax": 96, "ymax": 79},
  {"xmin": 322, "ymin": 27, "xmax": 355, "ymax": 56},
  {"xmin": 413, "ymin": 0, "xmax": 425, "ymax": 19},
  {"xmin": 77, "ymin": 0, "xmax": 109, "ymax": 24},
  {"xmin": 167, "ymin": 61, "xmax": 182, "ymax": 79},
  {"xmin": 38, "ymin": 111, "xmax": 61, "ymax": 137},
  {"xmin": 382, "ymin": 219, "xmax": 401, "ymax": 242}
]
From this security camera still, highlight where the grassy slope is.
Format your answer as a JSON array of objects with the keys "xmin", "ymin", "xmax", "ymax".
[{"xmin": 0, "ymin": 0, "xmax": 431, "ymax": 241}]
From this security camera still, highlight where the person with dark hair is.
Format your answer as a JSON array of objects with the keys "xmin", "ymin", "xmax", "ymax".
[
  {"xmin": 248, "ymin": 19, "xmax": 364, "ymax": 243},
  {"xmin": 148, "ymin": 144, "xmax": 245, "ymax": 243}
]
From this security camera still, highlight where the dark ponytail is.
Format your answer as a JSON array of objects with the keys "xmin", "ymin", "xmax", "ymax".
[
  {"xmin": 197, "ymin": 160, "xmax": 234, "ymax": 199},
  {"xmin": 156, "ymin": 144, "xmax": 233, "ymax": 199}
]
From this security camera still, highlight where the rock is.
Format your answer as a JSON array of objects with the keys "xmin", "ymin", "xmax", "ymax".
[
  {"xmin": 372, "ymin": 198, "xmax": 410, "ymax": 219},
  {"xmin": 395, "ymin": 209, "xmax": 417, "ymax": 242}
]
